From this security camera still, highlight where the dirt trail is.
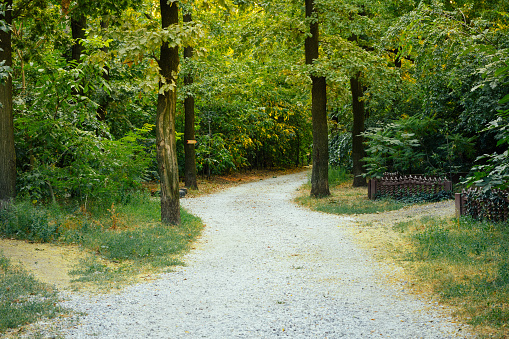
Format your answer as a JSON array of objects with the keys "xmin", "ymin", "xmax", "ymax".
[
  {"xmin": 0, "ymin": 239, "xmax": 86, "ymax": 289},
  {"xmin": 0, "ymin": 178, "xmax": 455, "ymax": 292}
]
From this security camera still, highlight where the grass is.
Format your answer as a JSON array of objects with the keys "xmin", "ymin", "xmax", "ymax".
[
  {"xmin": 391, "ymin": 216, "xmax": 509, "ymax": 338},
  {"xmin": 0, "ymin": 251, "xmax": 65, "ymax": 335},
  {"xmin": 0, "ymin": 191, "xmax": 204, "ymax": 334},
  {"xmin": 295, "ymin": 167, "xmax": 408, "ymax": 215},
  {"xmin": 0, "ymin": 168, "xmax": 304, "ymax": 334},
  {"xmin": 0, "ymin": 191, "xmax": 204, "ymax": 291},
  {"xmin": 297, "ymin": 166, "xmax": 509, "ymax": 336}
]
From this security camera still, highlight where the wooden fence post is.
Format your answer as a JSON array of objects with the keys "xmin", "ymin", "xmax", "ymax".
[{"xmin": 455, "ymin": 193, "xmax": 463, "ymax": 218}]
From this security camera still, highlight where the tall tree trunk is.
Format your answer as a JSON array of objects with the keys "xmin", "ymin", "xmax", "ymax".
[
  {"xmin": 350, "ymin": 72, "xmax": 367, "ymax": 187},
  {"xmin": 157, "ymin": 0, "xmax": 180, "ymax": 225},
  {"xmin": 305, "ymin": 0, "xmax": 330, "ymax": 197},
  {"xmin": 97, "ymin": 19, "xmax": 110, "ymax": 122},
  {"xmin": 0, "ymin": 0, "xmax": 15, "ymax": 208},
  {"xmin": 71, "ymin": 13, "xmax": 86, "ymax": 64},
  {"xmin": 183, "ymin": 13, "xmax": 198, "ymax": 190}
]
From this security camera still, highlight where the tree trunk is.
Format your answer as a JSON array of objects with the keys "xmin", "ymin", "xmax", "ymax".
[
  {"xmin": 157, "ymin": 0, "xmax": 180, "ymax": 225},
  {"xmin": 0, "ymin": 0, "xmax": 16, "ymax": 208},
  {"xmin": 97, "ymin": 19, "xmax": 110, "ymax": 122},
  {"xmin": 71, "ymin": 13, "xmax": 86, "ymax": 64},
  {"xmin": 350, "ymin": 72, "xmax": 367, "ymax": 187},
  {"xmin": 183, "ymin": 13, "xmax": 198, "ymax": 190},
  {"xmin": 305, "ymin": 0, "xmax": 330, "ymax": 197}
]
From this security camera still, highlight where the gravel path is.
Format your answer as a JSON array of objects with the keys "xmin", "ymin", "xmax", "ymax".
[{"xmin": 59, "ymin": 172, "xmax": 470, "ymax": 338}]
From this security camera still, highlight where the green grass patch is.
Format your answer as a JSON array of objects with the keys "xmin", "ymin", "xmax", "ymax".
[
  {"xmin": 0, "ymin": 251, "xmax": 65, "ymax": 335},
  {"xmin": 295, "ymin": 167, "xmax": 408, "ymax": 215},
  {"xmin": 1, "ymin": 192, "xmax": 204, "ymax": 290},
  {"xmin": 393, "ymin": 216, "xmax": 509, "ymax": 337}
]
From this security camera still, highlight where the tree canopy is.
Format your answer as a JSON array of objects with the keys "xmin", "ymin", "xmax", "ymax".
[{"xmin": 0, "ymin": 0, "xmax": 507, "ymax": 210}]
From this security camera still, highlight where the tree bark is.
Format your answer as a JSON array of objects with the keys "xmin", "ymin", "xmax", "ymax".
[
  {"xmin": 157, "ymin": 0, "xmax": 180, "ymax": 225},
  {"xmin": 305, "ymin": 0, "xmax": 330, "ymax": 197},
  {"xmin": 350, "ymin": 72, "xmax": 367, "ymax": 187},
  {"xmin": 0, "ymin": 0, "xmax": 16, "ymax": 207},
  {"xmin": 71, "ymin": 13, "xmax": 86, "ymax": 64},
  {"xmin": 97, "ymin": 19, "xmax": 110, "ymax": 122},
  {"xmin": 183, "ymin": 13, "xmax": 198, "ymax": 190}
]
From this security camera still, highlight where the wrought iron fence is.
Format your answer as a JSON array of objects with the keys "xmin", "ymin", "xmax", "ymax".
[
  {"xmin": 368, "ymin": 173, "xmax": 453, "ymax": 200},
  {"xmin": 455, "ymin": 188, "xmax": 509, "ymax": 222}
]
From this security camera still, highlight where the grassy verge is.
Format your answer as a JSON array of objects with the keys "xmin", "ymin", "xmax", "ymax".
[
  {"xmin": 296, "ymin": 167, "xmax": 509, "ymax": 336},
  {"xmin": 295, "ymin": 167, "xmax": 409, "ymax": 215},
  {"xmin": 0, "ymin": 192, "xmax": 204, "ymax": 290},
  {"xmin": 391, "ymin": 216, "xmax": 509, "ymax": 338},
  {"xmin": 0, "ymin": 251, "xmax": 65, "ymax": 335}
]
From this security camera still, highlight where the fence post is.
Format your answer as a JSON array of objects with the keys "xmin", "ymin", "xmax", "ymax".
[
  {"xmin": 445, "ymin": 180, "xmax": 452, "ymax": 192},
  {"xmin": 368, "ymin": 179, "xmax": 375, "ymax": 200},
  {"xmin": 455, "ymin": 193, "xmax": 463, "ymax": 218}
]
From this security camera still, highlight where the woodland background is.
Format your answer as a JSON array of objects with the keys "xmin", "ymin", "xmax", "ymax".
[{"xmin": 0, "ymin": 0, "xmax": 508, "ymax": 210}]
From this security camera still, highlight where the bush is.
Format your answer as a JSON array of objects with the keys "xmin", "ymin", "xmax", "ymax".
[
  {"xmin": 362, "ymin": 115, "xmax": 476, "ymax": 178},
  {"xmin": 16, "ymin": 124, "xmax": 155, "ymax": 208},
  {"xmin": 0, "ymin": 202, "xmax": 60, "ymax": 243}
]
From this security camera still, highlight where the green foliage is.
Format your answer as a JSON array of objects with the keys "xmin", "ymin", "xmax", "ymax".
[
  {"xmin": 328, "ymin": 166, "xmax": 350, "ymax": 186},
  {"xmin": 464, "ymin": 189, "xmax": 509, "ymax": 222},
  {"xmin": 15, "ymin": 92, "xmax": 156, "ymax": 206},
  {"xmin": 328, "ymin": 132, "xmax": 352, "ymax": 170},
  {"xmin": 0, "ymin": 201, "xmax": 59, "ymax": 242},
  {"xmin": 0, "ymin": 252, "xmax": 64, "ymax": 334},
  {"xmin": 362, "ymin": 115, "xmax": 476, "ymax": 177},
  {"xmin": 362, "ymin": 119, "xmax": 424, "ymax": 177},
  {"xmin": 466, "ymin": 59, "xmax": 509, "ymax": 191},
  {"xmin": 195, "ymin": 133, "xmax": 239, "ymax": 175}
]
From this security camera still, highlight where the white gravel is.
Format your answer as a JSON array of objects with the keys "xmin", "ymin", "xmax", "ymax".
[{"xmin": 58, "ymin": 172, "xmax": 471, "ymax": 338}]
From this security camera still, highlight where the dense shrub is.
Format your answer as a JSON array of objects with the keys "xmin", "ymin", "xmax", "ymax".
[
  {"xmin": 0, "ymin": 202, "xmax": 59, "ymax": 242},
  {"xmin": 362, "ymin": 115, "xmax": 476, "ymax": 178}
]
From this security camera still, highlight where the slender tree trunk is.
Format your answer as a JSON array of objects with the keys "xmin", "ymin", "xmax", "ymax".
[
  {"xmin": 97, "ymin": 19, "xmax": 110, "ymax": 122},
  {"xmin": 183, "ymin": 13, "xmax": 198, "ymax": 190},
  {"xmin": 0, "ymin": 0, "xmax": 15, "ymax": 208},
  {"xmin": 305, "ymin": 0, "xmax": 330, "ymax": 197},
  {"xmin": 71, "ymin": 13, "xmax": 86, "ymax": 64},
  {"xmin": 157, "ymin": 0, "xmax": 180, "ymax": 225},
  {"xmin": 350, "ymin": 72, "xmax": 367, "ymax": 187}
]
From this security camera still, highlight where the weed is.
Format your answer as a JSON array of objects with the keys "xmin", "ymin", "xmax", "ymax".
[{"xmin": 0, "ymin": 201, "xmax": 60, "ymax": 242}]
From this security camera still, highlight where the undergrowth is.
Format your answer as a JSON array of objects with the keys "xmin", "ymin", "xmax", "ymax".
[
  {"xmin": 394, "ymin": 216, "xmax": 509, "ymax": 338},
  {"xmin": 0, "ymin": 192, "xmax": 203, "ymax": 290}
]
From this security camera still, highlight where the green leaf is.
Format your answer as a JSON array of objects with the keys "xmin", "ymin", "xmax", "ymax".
[{"xmin": 499, "ymin": 94, "xmax": 509, "ymax": 105}]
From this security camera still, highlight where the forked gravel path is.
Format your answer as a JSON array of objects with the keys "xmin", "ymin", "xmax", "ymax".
[{"xmin": 59, "ymin": 172, "xmax": 471, "ymax": 338}]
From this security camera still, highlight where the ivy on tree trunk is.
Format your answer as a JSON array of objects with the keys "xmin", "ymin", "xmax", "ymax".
[
  {"xmin": 0, "ymin": 0, "xmax": 16, "ymax": 207},
  {"xmin": 157, "ymin": 0, "xmax": 180, "ymax": 225},
  {"xmin": 305, "ymin": 0, "xmax": 330, "ymax": 197}
]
